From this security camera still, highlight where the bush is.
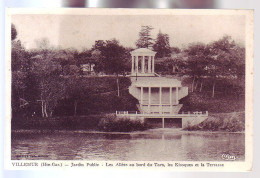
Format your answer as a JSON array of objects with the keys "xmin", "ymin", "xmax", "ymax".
[
  {"xmin": 98, "ymin": 114, "xmax": 149, "ymax": 132},
  {"xmin": 184, "ymin": 112, "xmax": 245, "ymax": 132}
]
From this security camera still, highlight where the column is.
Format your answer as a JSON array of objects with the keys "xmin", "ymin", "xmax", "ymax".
[
  {"xmin": 152, "ymin": 56, "xmax": 155, "ymax": 73},
  {"xmin": 142, "ymin": 56, "xmax": 145, "ymax": 73},
  {"xmin": 131, "ymin": 56, "xmax": 134, "ymax": 73},
  {"xmin": 148, "ymin": 87, "xmax": 151, "ymax": 113},
  {"xmin": 148, "ymin": 56, "xmax": 151, "ymax": 73},
  {"xmin": 162, "ymin": 117, "xmax": 165, "ymax": 128},
  {"xmin": 176, "ymin": 87, "xmax": 179, "ymax": 105},
  {"xmin": 159, "ymin": 87, "xmax": 162, "ymax": 114},
  {"xmin": 169, "ymin": 87, "xmax": 172, "ymax": 114},
  {"xmin": 140, "ymin": 87, "xmax": 143, "ymax": 105},
  {"xmin": 135, "ymin": 56, "xmax": 138, "ymax": 74}
]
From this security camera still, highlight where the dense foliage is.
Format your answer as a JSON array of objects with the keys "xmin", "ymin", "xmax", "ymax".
[
  {"xmin": 184, "ymin": 112, "xmax": 245, "ymax": 132},
  {"xmin": 153, "ymin": 31, "xmax": 171, "ymax": 58},
  {"xmin": 98, "ymin": 114, "xmax": 149, "ymax": 132},
  {"xmin": 135, "ymin": 25, "xmax": 154, "ymax": 48}
]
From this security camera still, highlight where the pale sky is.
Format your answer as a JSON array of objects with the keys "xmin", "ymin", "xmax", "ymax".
[{"xmin": 12, "ymin": 14, "xmax": 245, "ymax": 50}]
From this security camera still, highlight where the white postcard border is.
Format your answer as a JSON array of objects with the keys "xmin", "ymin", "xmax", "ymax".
[{"xmin": 4, "ymin": 8, "xmax": 254, "ymax": 171}]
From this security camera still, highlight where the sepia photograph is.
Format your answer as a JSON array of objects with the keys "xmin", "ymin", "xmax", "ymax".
[{"xmin": 5, "ymin": 8, "xmax": 253, "ymax": 170}]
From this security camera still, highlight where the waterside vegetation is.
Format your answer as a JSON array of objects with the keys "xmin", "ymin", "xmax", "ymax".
[{"xmin": 184, "ymin": 112, "xmax": 245, "ymax": 132}]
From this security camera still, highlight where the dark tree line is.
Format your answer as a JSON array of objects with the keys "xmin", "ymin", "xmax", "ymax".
[
  {"xmin": 11, "ymin": 24, "xmax": 133, "ymax": 118},
  {"xmin": 156, "ymin": 36, "xmax": 245, "ymax": 98}
]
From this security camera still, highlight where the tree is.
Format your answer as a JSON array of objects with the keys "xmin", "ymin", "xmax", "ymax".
[
  {"xmin": 84, "ymin": 48, "xmax": 102, "ymax": 73},
  {"xmin": 233, "ymin": 45, "xmax": 245, "ymax": 79},
  {"xmin": 65, "ymin": 76, "xmax": 90, "ymax": 116},
  {"xmin": 31, "ymin": 38, "xmax": 64, "ymax": 117},
  {"xmin": 183, "ymin": 36, "xmax": 245, "ymax": 97},
  {"xmin": 11, "ymin": 25, "xmax": 41, "ymax": 119},
  {"xmin": 185, "ymin": 43, "xmax": 210, "ymax": 92},
  {"xmin": 11, "ymin": 40, "xmax": 29, "ymax": 72},
  {"xmin": 207, "ymin": 36, "xmax": 237, "ymax": 97},
  {"xmin": 135, "ymin": 26, "xmax": 154, "ymax": 48},
  {"xmin": 11, "ymin": 39, "xmax": 33, "ymax": 118},
  {"xmin": 92, "ymin": 40, "xmax": 106, "ymax": 51},
  {"xmin": 153, "ymin": 31, "xmax": 171, "ymax": 58},
  {"xmin": 163, "ymin": 53, "xmax": 187, "ymax": 76},
  {"xmin": 52, "ymin": 48, "xmax": 75, "ymax": 74},
  {"xmin": 93, "ymin": 39, "xmax": 128, "ymax": 96},
  {"xmin": 92, "ymin": 39, "xmax": 127, "ymax": 75},
  {"xmin": 123, "ymin": 47, "xmax": 134, "ymax": 73},
  {"xmin": 11, "ymin": 24, "xmax": 17, "ymax": 41},
  {"xmin": 91, "ymin": 40, "xmax": 106, "ymax": 73}
]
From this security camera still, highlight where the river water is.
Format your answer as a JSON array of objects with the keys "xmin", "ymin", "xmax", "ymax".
[{"xmin": 11, "ymin": 130, "xmax": 244, "ymax": 161}]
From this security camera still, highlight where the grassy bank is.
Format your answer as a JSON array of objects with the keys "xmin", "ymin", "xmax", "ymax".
[
  {"xmin": 12, "ymin": 114, "xmax": 150, "ymax": 132},
  {"xmin": 184, "ymin": 112, "xmax": 245, "ymax": 132},
  {"xmin": 12, "ymin": 76, "xmax": 139, "ymax": 119},
  {"xmin": 179, "ymin": 77, "xmax": 245, "ymax": 132},
  {"xmin": 12, "ymin": 115, "xmax": 102, "ymax": 131},
  {"xmin": 55, "ymin": 76, "xmax": 139, "ymax": 115},
  {"xmin": 179, "ymin": 77, "xmax": 245, "ymax": 113}
]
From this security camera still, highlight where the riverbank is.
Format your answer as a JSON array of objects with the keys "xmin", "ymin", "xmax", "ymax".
[
  {"xmin": 11, "ymin": 127, "xmax": 244, "ymax": 136},
  {"xmin": 183, "ymin": 112, "xmax": 245, "ymax": 132},
  {"xmin": 11, "ymin": 111, "xmax": 245, "ymax": 133},
  {"xmin": 11, "ymin": 114, "xmax": 150, "ymax": 132}
]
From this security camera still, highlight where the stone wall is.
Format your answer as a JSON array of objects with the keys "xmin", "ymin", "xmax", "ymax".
[{"xmin": 129, "ymin": 76, "xmax": 188, "ymax": 114}]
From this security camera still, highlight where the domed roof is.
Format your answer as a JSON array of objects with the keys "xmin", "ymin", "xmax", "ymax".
[{"xmin": 130, "ymin": 48, "xmax": 156, "ymax": 55}]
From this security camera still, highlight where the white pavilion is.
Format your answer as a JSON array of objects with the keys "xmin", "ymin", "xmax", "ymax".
[
  {"xmin": 128, "ymin": 48, "xmax": 188, "ymax": 114},
  {"xmin": 130, "ymin": 48, "xmax": 156, "ymax": 76}
]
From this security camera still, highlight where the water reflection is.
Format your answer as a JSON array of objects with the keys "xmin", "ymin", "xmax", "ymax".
[{"xmin": 12, "ymin": 131, "xmax": 244, "ymax": 161}]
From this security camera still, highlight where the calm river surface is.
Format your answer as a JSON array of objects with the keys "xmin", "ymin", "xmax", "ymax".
[{"xmin": 11, "ymin": 130, "xmax": 245, "ymax": 161}]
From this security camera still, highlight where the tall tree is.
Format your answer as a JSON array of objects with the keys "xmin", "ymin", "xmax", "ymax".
[
  {"xmin": 207, "ymin": 35, "xmax": 237, "ymax": 97},
  {"xmin": 233, "ymin": 45, "xmax": 245, "ymax": 79},
  {"xmin": 92, "ymin": 39, "xmax": 127, "ymax": 75},
  {"xmin": 185, "ymin": 43, "xmax": 210, "ymax": 92},
  {"xmin": 65, "ymin": 76, "xmax": 88, "ymax": 116},
  {"xmin": 135, "ymin": 26, "xmax": 154, "ymax": 49},
  {"xmin": 11, "ymin": 24, "xmax": 39, "ymax": 119},
  {"xmin": 153, "ymin": 30, "xmax": 171, "ymax": 58},
  {"xmin": 11, "ymin": 24, "xmax": 17, "ymax": 41},
  {"xmin": 93, "ymin": 39, "xmax": 128, "ymax": 96},
  {"xmin": 31, "ymin": 38, "xmax": 65, "ymax": 117},
  {"xmin": 11, "ymin": 40, "xmax": 29, "ymax": 117}
]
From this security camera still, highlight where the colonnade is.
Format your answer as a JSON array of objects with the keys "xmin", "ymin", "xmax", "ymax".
[
  {"xmin": 140, "ymin": 86, "xmax": 179, "ymax": 114},
  {"xmin": 131, "ymin": 55, "xmax": 155, "ymax": 74}
]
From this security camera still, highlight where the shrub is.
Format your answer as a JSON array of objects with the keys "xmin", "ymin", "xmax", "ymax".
[
  {"xmin": 98, "ymin": 114, "xmax": 149, "ymax": 132},
  {"xmin": 183, "ymin": 112, "xmax": 245, "ymax": 132}
]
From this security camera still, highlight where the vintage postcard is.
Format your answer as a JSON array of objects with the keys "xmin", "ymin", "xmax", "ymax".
[{"xmin": 5, "ymin": 8, "xmax": 253, "ymax": 171}]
